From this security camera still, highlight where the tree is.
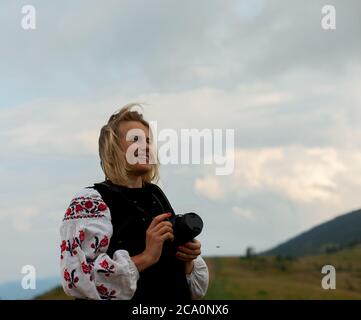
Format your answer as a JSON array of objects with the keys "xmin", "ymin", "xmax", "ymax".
[{"xmin": 245, "ymin": 246, "xmax": 255, "ymax": 258}]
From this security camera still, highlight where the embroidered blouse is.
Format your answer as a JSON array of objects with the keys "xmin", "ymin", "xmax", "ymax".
[{"xmin": 59, "ymin": 187, "xmax": 209, "ymax": 300}]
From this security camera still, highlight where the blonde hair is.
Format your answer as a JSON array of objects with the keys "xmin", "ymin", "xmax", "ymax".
[{"xmin": 98, "ymin": 103, "xmax": 159, "ymax": 186}]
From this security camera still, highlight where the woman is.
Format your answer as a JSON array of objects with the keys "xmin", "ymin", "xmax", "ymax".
[{"xmin": 60, "ymin": 103, "xmax": 209, "ymax": 301}]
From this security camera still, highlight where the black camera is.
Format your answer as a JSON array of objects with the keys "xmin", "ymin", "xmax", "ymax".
[{"xmin": 166, "ymin": 212, "xmax": 203, "ymax": 247}]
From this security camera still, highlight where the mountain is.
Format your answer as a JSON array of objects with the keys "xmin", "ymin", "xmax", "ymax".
[
  {"xmin": 0, "ymin": 276, "xmax": 60, "ymax": 300},
  {"xmin": 260, "ymin": 208, "xmax": 361, "ymax": 257}
]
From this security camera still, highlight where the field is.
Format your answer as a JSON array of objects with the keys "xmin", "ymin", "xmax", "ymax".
[{"xmin": 36, "ymin": 245, "xmax": 361, "ymax": 299}]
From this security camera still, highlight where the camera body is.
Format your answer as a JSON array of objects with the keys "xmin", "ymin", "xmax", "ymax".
[{"xmin": 166, "ymin": 212, "xmax": 203, "ymax": 248}]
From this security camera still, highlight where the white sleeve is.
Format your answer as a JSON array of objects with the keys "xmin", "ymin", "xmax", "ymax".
[
  {"xmin": 186, "ymin": 255, "xmax": 209, "ymax": 299},
  {"xmin": 59, "ymin": 188, "xmax": 139, "ymax": 300}
]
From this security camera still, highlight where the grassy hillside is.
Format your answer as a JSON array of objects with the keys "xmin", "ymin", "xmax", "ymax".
[
  {"xmin": 205, "ymin": 247, "xmax": 361, "ymax": 299},
  {"xmin": 37, "ymin": 245, "xmax": 361, "ymax": 300},
  {"xmin": 261, "ymin": 209, "xmax": 361, "ymax": 257}
]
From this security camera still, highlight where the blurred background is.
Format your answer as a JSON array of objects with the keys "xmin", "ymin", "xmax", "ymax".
[{"xmin": 1, "ymin": 0, "xmax": 361, "ymax": 299}]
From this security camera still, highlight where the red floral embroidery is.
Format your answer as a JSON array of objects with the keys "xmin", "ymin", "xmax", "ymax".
[
  {"xmin": 65, "ymin": 208, "xmax": 72, "ymax": 216},
  {"xmin": 100, "ymin": 236, "xmax": 109, "ymax": 247},
  {"xmin": 97, "ymin": 259, "xmax": 115, "ymax": 277},
  {"xmin": 79, "ymin": 230, "xmax": 85, "ymax": 242},
  {"xmin": 85, "ymin": 200, "xmax": 93, "ymax": 209},
  {"xmin": 98, "ymin": 203, "xmax": 107, "ymax": 211},
  {"xmin": 99, "ymin": 260, "xmax": 109, "ymax": 269},
  {"xmin": 90, "ymin": 235, "xmax": 109, "ymax": 254},
  {"xmin": 96, "ymin": 284, "xmax": 116, "ymax": 300},
  {"xmin": 63, "ymin": 268, "xmax": 79, "ymax": 289},
  {"xmin": 60, "ymin": 240, "xmax": 67, "ymax": 260},
  {"xmin": 63, "ymin": 195, "xmax": 108, "ymax": 221},
  {"xmin": 60, "ymin": 230, "xmax": 84, "ymax": 258},
  {"xmin": 64, "ymin": 269, "xmax": 70, "ymax": 281},
  {"xmin": 81, "ymin": 261, "xmax": 92, "ymax": 274}
]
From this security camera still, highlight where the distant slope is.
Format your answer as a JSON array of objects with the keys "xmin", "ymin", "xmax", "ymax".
[
  {"xmin": 35, "ymin": 286, "xmax": 73, "ymax": 300},
  {"xmin": 260, "ymin": 208, "xmax": 361, "ymax": 257},
  {"xmin": 0, "ymin": 276, "xmax": 60, "ymax": 300}
]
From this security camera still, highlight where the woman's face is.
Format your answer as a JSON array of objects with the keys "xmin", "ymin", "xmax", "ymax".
[{"xmin": 118, "ymin": 120, "xmax": 154, "ymax": 176}]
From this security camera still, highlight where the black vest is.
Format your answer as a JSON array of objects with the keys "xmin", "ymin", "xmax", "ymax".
[{"xmin": 89, "ymin": 180, "xmax": 191, "ymax": 302}]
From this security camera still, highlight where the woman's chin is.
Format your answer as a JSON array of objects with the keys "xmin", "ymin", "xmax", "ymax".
[{"xmin": 130, "ymin": 163, "xmax": 153, "ymax": 175}]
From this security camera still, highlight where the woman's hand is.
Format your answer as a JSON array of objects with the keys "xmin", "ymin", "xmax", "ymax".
[
  {"xmin": 175, "ymin": 239, "xmax": 202, "ymax": 274},
  {"xmin": 145, "ymin": 212, "xmax": 174, "ymax": 264}
]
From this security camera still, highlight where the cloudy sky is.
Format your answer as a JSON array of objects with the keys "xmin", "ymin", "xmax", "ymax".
[{"xmin": 0, "ymin": 0, "xmax": 360, "ymax": 284}]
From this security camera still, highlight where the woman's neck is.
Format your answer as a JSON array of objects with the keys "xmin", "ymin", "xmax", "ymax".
[{"xmin": 125, "ymin": 175, "xmax": 143, "ymax": 188}]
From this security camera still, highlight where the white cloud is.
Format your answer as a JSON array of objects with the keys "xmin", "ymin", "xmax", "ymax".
[
  {"xmin": 232, "ymin": 206, "xmax": 256, "ymax": 221},
  {"xmin": 0, "ymin": 84, "xmax": 293, "ymax": 158},
  {"xmin": 193, "ymin": 146, "xmax": 361, "ymax": 211},
  {"xmin": 194, "ymin": 175, "xmax": 225, "ymax": 200},
  {"xmin": 3, "ymin": 206, "xmax": 41, "ymax": 232},
  {"xmin": 4, "ymin": 124, "xmax": 54, "ymax": 148},
  {"xmin": 73, "ymin": 130, "xmax": 99, "ymax": 153}
]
